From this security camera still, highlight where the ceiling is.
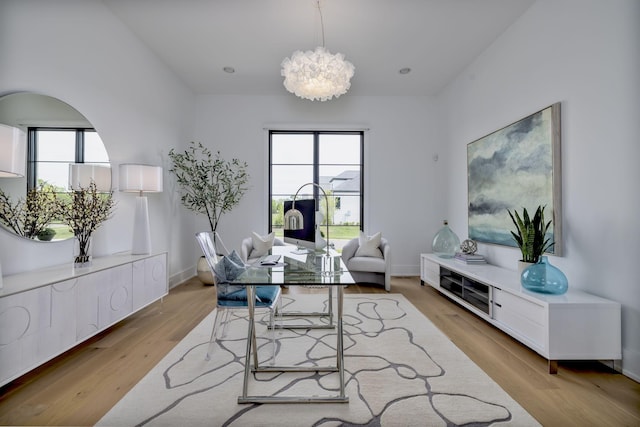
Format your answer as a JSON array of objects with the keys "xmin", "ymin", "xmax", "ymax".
[{"xmin": 102, "ymin": 0, "xmax": 536, "ymax": 97}]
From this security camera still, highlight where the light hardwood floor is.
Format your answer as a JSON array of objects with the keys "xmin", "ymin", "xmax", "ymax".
[{"xmin": 0, "ymin": 276, "xmax": 638, "ymax": 426}]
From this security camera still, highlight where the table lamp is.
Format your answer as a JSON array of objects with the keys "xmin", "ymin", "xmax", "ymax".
[
  {"xmin": 68, "ymin": 163, "xmax": 112, "ymax": 192},
  {"xmin": 118, "ymin": 164, "xmax": 163, "ymax": 255},
  {"xmin": 0, "ymin": 124, "xmax": 27, "ymax": 289}
]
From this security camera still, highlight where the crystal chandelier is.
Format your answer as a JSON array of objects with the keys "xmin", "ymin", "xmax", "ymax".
[{"xmin": 281, "ymin": 1, "xmax": 355, "ymax": 101}]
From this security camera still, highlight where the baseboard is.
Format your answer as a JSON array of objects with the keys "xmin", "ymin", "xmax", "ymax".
[
  {"xmin": 621, "ymin": 347, "xmax": 640, "ymax": 383},
  {"xmin": 169, "ymin": 267, "xmax": 196, "ymax": 289}
]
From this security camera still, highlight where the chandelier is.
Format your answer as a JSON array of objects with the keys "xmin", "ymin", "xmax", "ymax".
[{"xmin": 281, "ymin": 1, "xmax": 355, "ymax": 101}]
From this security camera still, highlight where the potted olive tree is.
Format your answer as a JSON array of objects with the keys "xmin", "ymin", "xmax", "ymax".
[
  {"xmin": 168, "ymin": 141, "xmax": 249, "ymax": 284},
  {"xmin": 508, "ymin": 205, "xmax": 554, "ymax": 273}
]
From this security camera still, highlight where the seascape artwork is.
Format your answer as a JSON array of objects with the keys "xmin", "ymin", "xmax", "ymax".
[{"xmin": 467, "ymin": 103, "xmax": 561, "ymax": 254}]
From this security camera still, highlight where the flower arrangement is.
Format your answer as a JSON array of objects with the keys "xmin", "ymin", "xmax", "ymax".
[
  {"xmin": 168, "ymin": 141, "xmax": 249, "ymax": 234},
  {"xmin": 59, "ymin": 181, "xmax": 115, "ymax": 265},
  {"xmin": 0, "ymin": 183, "xmax": 62, "ymax": 239},
  {"xmin": 507, "ymin": 205, "xmax": 554, "ymax": 263}
]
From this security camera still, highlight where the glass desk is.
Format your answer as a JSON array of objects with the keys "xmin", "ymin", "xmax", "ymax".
[{"xmin": 232, "ymin": 246, "xmax": 354, "ymax": 404}]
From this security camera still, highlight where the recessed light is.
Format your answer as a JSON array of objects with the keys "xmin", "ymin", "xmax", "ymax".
[
  {"xmin": 223, "ymin": 66, "xmax": 235, "ymax": 74},
  {"xmin": 399, "ymin": 68, "xmax": 411, "ymax": 75}
]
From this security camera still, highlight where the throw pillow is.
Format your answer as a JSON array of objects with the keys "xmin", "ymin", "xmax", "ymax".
[
  {"xmin": 213, "ymin": 250, "xmax": 247, "ymax": 297},
  {"xmin": 355, "ymin": 231, "xmax": 384, "ymax": 258},
  {"xmin": 251, "ymin": 231, "xmax": 275, "ymax": 257}
]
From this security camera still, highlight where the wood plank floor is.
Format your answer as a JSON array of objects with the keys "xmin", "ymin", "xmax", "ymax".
[{"xmin": 0, "ymin": 276, "xmax": 638, "ymax": 426}]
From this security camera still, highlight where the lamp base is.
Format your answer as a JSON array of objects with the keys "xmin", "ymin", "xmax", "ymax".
[{"xmin": 132, "ymin": 196, "xmax": 151, "ymax": 255}]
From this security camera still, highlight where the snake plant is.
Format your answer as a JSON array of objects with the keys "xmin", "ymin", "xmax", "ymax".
[{"xmin": 508, "ymin": 205, "xmax": 554, "ymax": 263}]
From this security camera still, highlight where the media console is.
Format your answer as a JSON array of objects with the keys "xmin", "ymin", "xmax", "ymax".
[
  {"xmin": 420, "ymin": 253, "xmax": 621, "ymax": 374},
  {"xmin": 0, "ymin": 252, "xmax": 168, "ymax": 387}
]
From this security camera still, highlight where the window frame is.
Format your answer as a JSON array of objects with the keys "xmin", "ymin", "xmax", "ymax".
[
  {"xmin": 268, "ymin": 130, "xmax": 364, "ymax": 235},
  {"xmin": 27, "ymin": 126, "xmax": 101, "ymax": 191}
]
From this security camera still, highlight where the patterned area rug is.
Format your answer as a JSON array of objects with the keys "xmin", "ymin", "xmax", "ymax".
[{"xmin": 97, "ymin": 294, "xmax": 539, "ymax": 426}]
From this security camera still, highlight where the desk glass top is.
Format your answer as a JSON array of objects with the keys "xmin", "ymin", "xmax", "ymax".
[{"xmin": 232, "ymin": 246, "xmax": 355, "ymax": 286}]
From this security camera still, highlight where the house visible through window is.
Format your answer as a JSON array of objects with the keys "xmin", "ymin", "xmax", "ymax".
[{"xmin": 269, "ymin": 130, "xmax": 363, "ymax": 251}]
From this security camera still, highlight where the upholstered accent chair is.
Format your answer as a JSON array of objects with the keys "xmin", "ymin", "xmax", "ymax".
[
  {"xmin": 341, "ymin": 233, "xmax": 391, "ymax": 292},
  {"xmin": 196, "ymin": 231, "xmax": 281, "ymax": 361}
]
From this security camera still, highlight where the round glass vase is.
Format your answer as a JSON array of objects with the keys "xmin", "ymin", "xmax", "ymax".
[
  {"xmin": 521, "ymin": 256, "xmax": 568, "ymax": 295},
  {"xmin": 432, "ymin": 220, "xmax": 460, "ymax": 258}
]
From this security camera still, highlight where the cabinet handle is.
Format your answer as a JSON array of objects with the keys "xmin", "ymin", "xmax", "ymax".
[{"xmin": 494, "ymin": 302, "xmax": 502, "ymax": 308}]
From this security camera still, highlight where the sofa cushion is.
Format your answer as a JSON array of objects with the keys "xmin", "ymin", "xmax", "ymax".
[
  {"xmin": 250, "ymin": 231, "xmax": 275, "ymax": 258},
  {"xmin": 347, "ymin": 256, "xmax": 386, "ymax": 273},
  {"xmin": 355, "ymin": 231, "xmax": 383, "ymax": 258}
]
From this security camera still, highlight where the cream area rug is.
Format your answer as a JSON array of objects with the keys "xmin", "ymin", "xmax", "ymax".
[{"xmin": 97, "ymin": 294, "xmax": 540, "ymax": 426}]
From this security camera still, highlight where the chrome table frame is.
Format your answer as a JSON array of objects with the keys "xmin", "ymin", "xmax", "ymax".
[
  {"xmin": 236, "ymin": 249, "xmax": 351, "ymax": 404},
  {"xmin": 238, "ymin": 283, "xmax": 347, "ymax": 404}
]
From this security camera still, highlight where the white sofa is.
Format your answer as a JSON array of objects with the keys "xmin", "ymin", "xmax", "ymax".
[{"xmin": 341, "ymin": 236, "xmax": 391, "ymax": 292}]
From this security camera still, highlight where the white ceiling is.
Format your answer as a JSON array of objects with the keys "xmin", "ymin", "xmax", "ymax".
[{"xmin": 102, "ymin": 0, "xmax": 536, "ymax": 97}]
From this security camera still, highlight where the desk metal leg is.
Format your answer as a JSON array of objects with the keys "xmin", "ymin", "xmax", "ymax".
[
  {"xmin": 238, "ymin": 285, "xmax": 348, "ymax": 404},
  {"xmin": 277, "ymin": 286, "xmax": 335, "ymax": 329},
  {"xmin": 241, "ymin": 285, "xmax": 256, "ymax": 400},
  {"xmin": 337, "ymin": 285, "xmax": 345, "ymax": 399}
]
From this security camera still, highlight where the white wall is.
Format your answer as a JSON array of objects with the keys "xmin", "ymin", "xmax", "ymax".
[
  {"xmin": 192, "ymin": 94, "xmax": 440, "ymax": 276},
  {"xmin": 0, "ymin": 0, "xmax": 195, "ymax": 284},
  {"xmin": 438, "ymin": 0, "xmax": 640, "ymax": 380}
]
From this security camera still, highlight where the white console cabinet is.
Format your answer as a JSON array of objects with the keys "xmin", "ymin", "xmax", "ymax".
[
  {"xmin": 0, "ymin": 252, "xmax": 167, "ymax": 387},
  {"xmin": 420, "ymin": 253, "xmax": 621, "ymax": 373}
]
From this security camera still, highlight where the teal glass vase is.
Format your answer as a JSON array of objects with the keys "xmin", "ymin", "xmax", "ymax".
[
  {"xmin": 521, "ymin": 256, "xmax": 568, "ymax": 295},
  {"xmin": 432, "ymin": 220, "xmax": 460, "ymax": 258}
]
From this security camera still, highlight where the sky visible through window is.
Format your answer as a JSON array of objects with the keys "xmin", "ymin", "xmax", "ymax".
[{"xmin": 35, "ymin": 130, "xmax": 109, "ymax": 191}]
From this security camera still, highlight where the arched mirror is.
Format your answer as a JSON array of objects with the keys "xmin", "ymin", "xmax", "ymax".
[{"xmin": 0, "ymin": 92, "xmax": 110, "ymax": 241}]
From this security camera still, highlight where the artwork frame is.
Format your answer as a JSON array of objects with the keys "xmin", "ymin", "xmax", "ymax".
[{"xmin": 467, "ymin": 103, "xmax": 562, "ymax": 255}]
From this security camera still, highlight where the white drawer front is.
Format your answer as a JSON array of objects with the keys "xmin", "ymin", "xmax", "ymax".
[
  {"xmin": 421, "ymin": 257, "xmax": 440, "ymax": 287},
  {"xmin": 493, "ymin": 288, "xmax": 545, "ymax": 326},
  {"xmin": 493, "ymin": 288, "xmax": 546, "ymax": 350}
]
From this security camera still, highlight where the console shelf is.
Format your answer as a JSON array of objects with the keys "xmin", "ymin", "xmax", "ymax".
[
  {"xmin": 420, "ymin": 253, "xmax": 621, "ymax": 374},
  {"xmin": 0, "ymin": 252, "xmax": 168, "ymax": 386}
]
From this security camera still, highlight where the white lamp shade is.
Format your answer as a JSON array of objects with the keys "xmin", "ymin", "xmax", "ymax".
[
  {"xmin": 68, "ymin": 164, "xmax": 112, "ymax": 191},
  {"xmin": 119, "ymin": 164, "xmax": 163, "ymax": 193},
  {"xmin": 0, "ymin": 124, "xmax": 26, "ymax": 177}
]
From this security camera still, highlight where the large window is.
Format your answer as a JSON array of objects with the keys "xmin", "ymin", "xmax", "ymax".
[
  {"xmin": 269, "ymin": 131, "xmax": 363, "ymax": 250},
  {"xmin": 27, "ymin": 127, "xmax": 109, "ymax": 191}
]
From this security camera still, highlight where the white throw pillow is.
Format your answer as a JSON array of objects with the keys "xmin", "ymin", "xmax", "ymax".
[
  {"xmin": 251, "ymin": 231, "xmax": 275, "ymax": 257},
  {"xmin": 355, "ymin": 231, "xmax": 383, "ymax": 258}
]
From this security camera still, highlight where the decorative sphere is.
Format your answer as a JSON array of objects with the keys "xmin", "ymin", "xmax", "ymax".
[{"xmin": 460, "ymin": 239, "xmax": 478, "ymax": 254}]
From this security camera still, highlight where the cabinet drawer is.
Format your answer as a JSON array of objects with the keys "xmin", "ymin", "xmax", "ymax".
[
  {"xmin": 493, "ymin": 288, "xmax": 545, "ymax": 326},
  {"xmin": 493, "ymin": 288, "xmax": 546, "ymax": 349},
  {"xmin": 421, "ymin": 257, "xmax": 440, "ymax": 286}
]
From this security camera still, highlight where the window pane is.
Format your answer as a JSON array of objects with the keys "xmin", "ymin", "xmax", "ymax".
[
  {"xmin": 319, "ymin": 134, "xmax": 361, "ymax": 164},
  {"xmin": 331, "ymin": 195, "xmax": 360, "ymax": 225},
  {"xmin": 36, "ymin": 162, "xmax": 71, "ymax": 190},
  {"xmin": 84, "ymin": 131, "xmax": 109, "ymax": 162},
  {"xmin": 272, "ymin": 134, "xmax": 313, "ymax": 164},
  {"xmin": 36, "ymin": 130, "xmax": 76, "ymax": 161},
  {"xmin": 271, "ymin": 165, "xmax": 314, "ymax": 195}
]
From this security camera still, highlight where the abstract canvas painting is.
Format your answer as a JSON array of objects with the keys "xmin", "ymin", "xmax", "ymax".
[{"xmin": 467, "ymin": 103, "xmax": 562, "ymax": 255}]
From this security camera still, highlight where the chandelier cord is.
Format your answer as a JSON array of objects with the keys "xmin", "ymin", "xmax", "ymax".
[{"xmin": 316, "ymin": 0, "xmax": 325, "ymax": 48}]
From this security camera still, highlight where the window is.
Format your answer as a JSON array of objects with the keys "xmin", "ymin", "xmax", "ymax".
[
  {"xmin": 27, "ymin": 127, "xmax": 109, "ymax": 192},
  {"xmin": 269, "ymin": 130, "xmax": 363, "ymax": 250}
]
